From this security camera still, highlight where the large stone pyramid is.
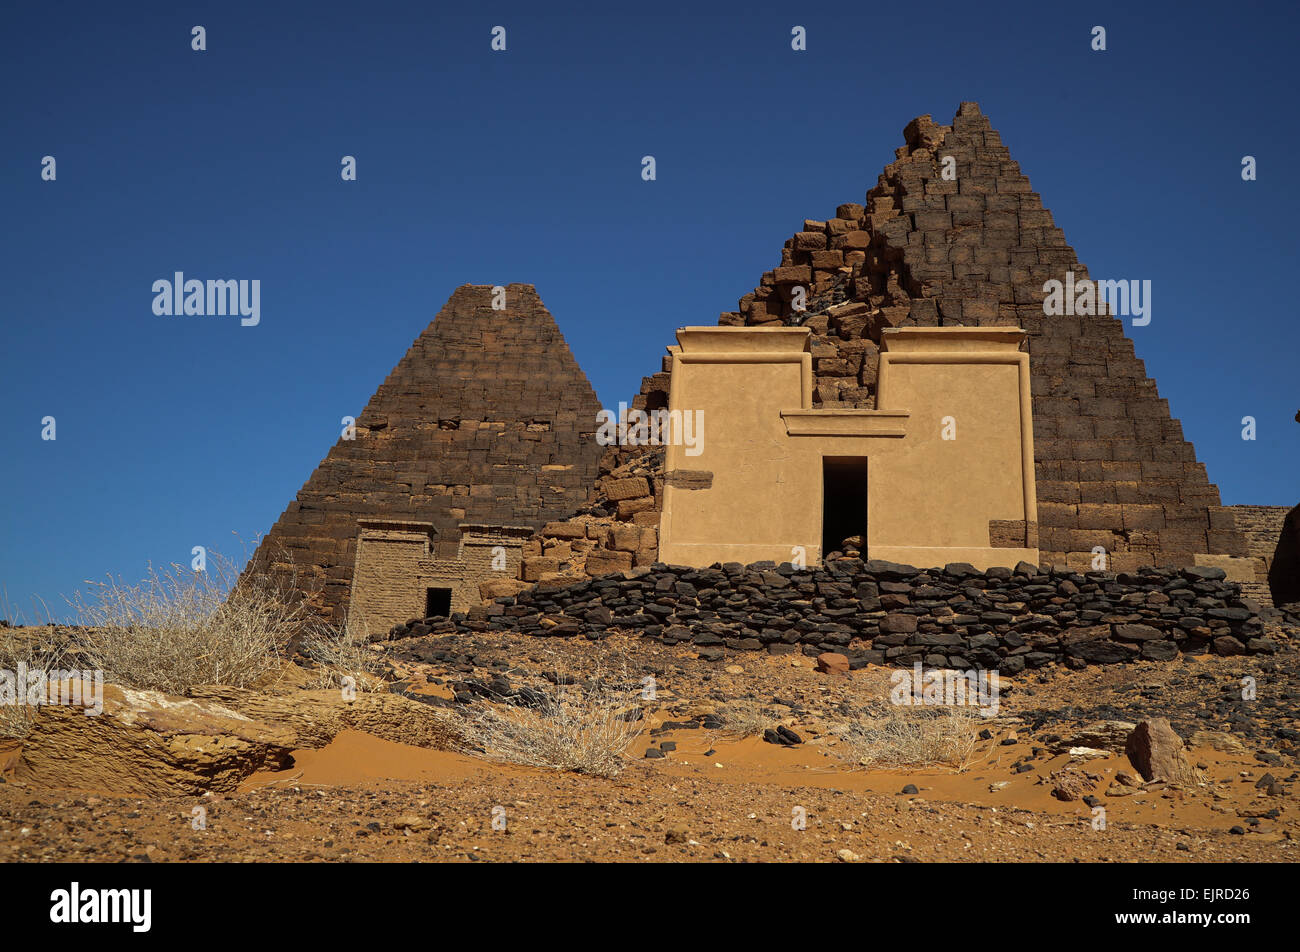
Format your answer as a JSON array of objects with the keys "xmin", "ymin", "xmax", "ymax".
[
  {"xmin": 633, "ymin": 102, "xmax": 1249, "ymax": 573},
  {"xmin": 252, "ymin": 283, "xmax": 603, "ymax": 620}
]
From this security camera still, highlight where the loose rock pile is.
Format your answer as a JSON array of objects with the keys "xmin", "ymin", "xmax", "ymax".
[
  {"xmin": 389, "ymin": 558, "xmax": 1287, "ymax": 669},
  {"xmin": 483, "ymin": 447, "xmax": 665, "ymax": 601}
]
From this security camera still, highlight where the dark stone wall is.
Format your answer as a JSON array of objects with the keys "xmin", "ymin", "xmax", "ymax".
[{"xmin": 390, "ymin": 558, "xmax": 1284, "ymax": 669}]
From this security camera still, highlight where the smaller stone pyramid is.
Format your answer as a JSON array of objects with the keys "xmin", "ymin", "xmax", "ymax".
[{"xmin": 251, "ymin": 283, "xmax": 603, "ymax": 620}]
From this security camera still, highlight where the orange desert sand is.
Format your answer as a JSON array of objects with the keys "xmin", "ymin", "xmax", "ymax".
[{"xmin": 1, "ymin": 631, "xmax": 1295, "ymax": 862}]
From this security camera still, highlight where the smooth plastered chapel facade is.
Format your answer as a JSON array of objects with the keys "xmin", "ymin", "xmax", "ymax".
[{"xmin": 656, "ymin": 325, "xmax": 1039, "ymax": 570}]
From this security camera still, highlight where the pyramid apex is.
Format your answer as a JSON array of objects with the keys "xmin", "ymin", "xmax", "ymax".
[
  {"xmin": 446, "ymin": 282, "xmax": 544, "ymax": 307},
  {"xmin": 451, "ymin": 282, "xmax": 539, "ymax": 293}
]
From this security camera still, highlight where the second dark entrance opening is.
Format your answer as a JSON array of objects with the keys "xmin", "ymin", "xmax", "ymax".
[
  {"xmin": 425, "ymin": 587, "xmax": 453, "ymax": 619},
  {"xmin": 822, "ymin": 456, "xmax": 868, "ymax": 558}
]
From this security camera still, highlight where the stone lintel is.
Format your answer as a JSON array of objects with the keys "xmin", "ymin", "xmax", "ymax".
[{"xmin": 781, "ymin": 409, "xmax": 909, "ymax": 438}]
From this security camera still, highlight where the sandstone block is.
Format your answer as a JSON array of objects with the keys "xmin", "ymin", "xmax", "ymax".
[
  {"xmin": 480, "ymin": 577, "xmax": 530, "ymax": 600},
  {"xmin": 601, "ymin": 476, "xmax": 651, "ymax": 501},
  {"xmin": 1125, "ymin": 718, "xmax": 1201, "ymax": 785},
  {"xmin": 16, "ymin": 683, "xmax": 456, "ymax": 796},
  {"xmin": 816, "ymin": 652, "xmax": 850, "ymax": 675},
  {"xmin": 611, "ymin": 524, "xmax": 641, "ymax": 553},
  {"xmin": 522, "ymin": 557, "xmax": 560, "ymax": 581},
  {"xmin": 585, "ymin": 549, "xmax": 634, "ymax": 576},
  {"xmin": 617, "ymin": 496, "xmax": 656, "ymax": 519}
]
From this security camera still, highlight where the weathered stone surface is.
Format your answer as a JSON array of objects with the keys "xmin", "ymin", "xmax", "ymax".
[
  {"xmin": 425, "ymin": 560, "xmax": 1277, "ymax": 669},
  {"xmin": 15, "ymin": 682, "xmax": 293, "ymax": 796},
  {"xmin": 246, "ymin": 284, "xmax": 603, "ymax": 622},
  {"xmin": 522, "ymin": 557, "xmax": 560, "ymax": 582},
  {"xmin": 663, "ymin": 470, "xmax": 713, "ymax": 490},
  {"xmin": 1049, "ymin": 720, "xmax": 1137, "ymax": 753},
  {"xmin": 189, "ymin": 686, "xmax": 458, "ymax": 753},
  {"xmin": 15, "ymin": 680, "xmax": 457, "ymax": 796},
  {"xmin": 610, "ymin": 523, "xmax": 641, "ymax": 553},
  {"xmin": 1188, "ymin": 730, "xmax": 1246, "ymax": 752},
  {"xmin": 601, "ymin": 477, "xmax": 651, "ymax": 502},
  {"xmin": 622, "ymin": 102, "xmax": 1249, "ymax": 573},
  {"xmin": 1113, "ymin": 623, "xmax": 1162, "ymax": 642},
  {"xmin": 816, "ymin": 652, "xmax": 850, "ymax": 675},
  {"xmin": 1213, "ymin": 635, "xmax": 1246, "ymax": 656},
  {"xmin": 1048, "ymin": 767, "xmax": 1098, "ymax": 802},
  {"xmin": 1125, "ymin": 718, "xmax": 1201, "ymax": 785},
  {"xmin": 584, "ymin": 549, "xmax": 634, "ymax": 576},
  {"xmin": 881, "ymin": 613, "xmax": 918, "ymax": 634},
  {"xmin": 616, "ymin": 496, "xmax": 655, "ymax": 518},
  {"xmin": 479, "ymin": 577, "xmax": 529, "ymax": 600},
  {"xmin": 1140, "ymin": 640, "xmax": 1179, "ymax": 661}
]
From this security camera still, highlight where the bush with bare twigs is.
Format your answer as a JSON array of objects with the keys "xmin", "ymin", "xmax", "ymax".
[
  {"xmin": 717, "ymin": 699, "xmax": 777, "ymax": 738},
  {"xmin": 0, "ymin": 626, "xmax": 71, "ymax": 739},
  {"xmin": 837, "ymin": 704, "xmax": 981, "ymax": 772},
  {"xmin": 457, "ymin": 660, "xmax": 645, "ymax": 778},
  {"xmin": 299, "ymin": 611, "xmax": 391, "ymax": 693},
  {"xmin": 68, "ymin": 550, "xmax": 304, "ymax": 696}
]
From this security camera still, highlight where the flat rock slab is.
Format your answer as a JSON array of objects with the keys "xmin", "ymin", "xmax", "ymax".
[{"xmin": 16, "ymin": 682, "xmax": 458, "ymax": 796}]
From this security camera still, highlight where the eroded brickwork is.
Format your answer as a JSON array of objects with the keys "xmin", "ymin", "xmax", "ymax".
[
  {"xmin": 350, "ymin": 520, "xmax": 533, "ymax": 636},
  {"xmin": 445, "ymin": 524, "xmax": 532, "ymax": 611},
  {"xmin": 630, "ymin": 102, "xmax": 1246, "ymax": 571},
  {"xmin": 349, "ymin": 521, "xmax": 435, "ymax": 633},
  {"xmin": 250, "ymin": 284, "xmax": 603, "ymax": 622},
  {"xmin": 1230, "ymin": 504, "xmax": 1293, "ymax": 606}
]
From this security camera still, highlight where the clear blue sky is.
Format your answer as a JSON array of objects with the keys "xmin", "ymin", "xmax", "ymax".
[{"xmin": 2, "ymin": 0, "xmax": 1297, "ymax": 621}]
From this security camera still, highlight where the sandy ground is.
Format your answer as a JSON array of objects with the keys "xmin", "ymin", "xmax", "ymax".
[{"xmin": 0, "ymin": 631, "xmax": 1296, "ymax": 862}]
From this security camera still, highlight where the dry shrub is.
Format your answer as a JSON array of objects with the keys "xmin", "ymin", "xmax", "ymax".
[
  {"xmin": 718, "ymin": 699, "xmax": 776, "ymax": 738},
  {"xmin": 68, "ymin": 550, "xmax": 303, "ymax": 696},
  {"xmin": 299, "ymin": 610, "xmax": 390, "ymax": 693},
  {"xmin": 457, "ymin": 658, "xmax": 645, "ymax": 778},
  {"xmin": 839, "ymin": 704, "xmax": 981, "ymax": 771},
  {"xmin": 0, "ymin": 626, "xmax": 70, "ymax": 739}
]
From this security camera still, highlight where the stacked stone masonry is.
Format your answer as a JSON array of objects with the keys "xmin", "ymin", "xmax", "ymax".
[
  {"xmin": 627, "ymin": 102, "xmax": 1250, "ymax": 575},
  {"xmin": 249, "ymin": 104, "xmax": 1287, "ymax": 627},
  {"xmin": 350, "ymin": 519, "xmax": 533, "ymax": 634},
  {"xmin": 496, "ymin": 445, "xmax": 666, "ymax": 593},
  {"xmin": 387, "ymin": 559, "xmax": 1285, "ymax": 669},
  {"xmin": 1229, "ymin": 505, "xmax": 1292, "ymax": 607},
  {"xmin": 248, "ymin": 284, "xmax": 604, "ymax": 622}
]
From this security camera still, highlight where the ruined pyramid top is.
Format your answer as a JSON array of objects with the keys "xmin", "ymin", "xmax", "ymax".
[{"xmin": 627, "ymin": 101, "xmax": 1248, "ymax": 573}]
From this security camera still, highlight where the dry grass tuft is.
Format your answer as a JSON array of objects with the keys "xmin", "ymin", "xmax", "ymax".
[
  {"xmin": 457, "ymin": 657, "xmax": 645, "ymax": 779},
  {"xmin": 68, "ymin": 549, "xmax": 304, "ymax": 696},
  {"xmin": 838, "ymin": 704, "xmax": 981, "ymax": 772},
  {"xmin": 0, "ymin": 626, "xmax": 71, "ymax": 739},
  {"xmin": 299, "ymin": 610, "xmax": 390, "ymax": 693},
  {"xmin": 717, "ymin": 699, "xmax": 777, "ymax": 738}
]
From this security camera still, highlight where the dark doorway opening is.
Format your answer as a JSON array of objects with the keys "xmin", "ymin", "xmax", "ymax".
[
  {"xmin": 822, "ymin": 457, "xmax": 868, "ymax": 558},
  {"xmin": 425, "ymin": 587, "xmax": 453, "ymax": 619}
]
